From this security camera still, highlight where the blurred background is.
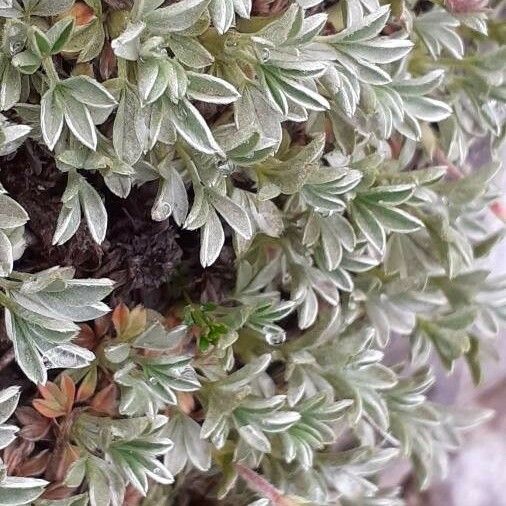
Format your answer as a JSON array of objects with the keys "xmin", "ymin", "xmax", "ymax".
[{"xmin": 383, "ymin": 142, "xmax": 506, "ymax": 506}]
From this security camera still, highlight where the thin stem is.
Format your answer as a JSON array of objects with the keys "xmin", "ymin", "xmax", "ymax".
[
  {"xmin": 42, "ymin": 57, "xmax": 60, "ymax": 86},
  {"xmin": 235, "ymin": 463, "xmax": 294, "ymax": 506},
  {"xmin": 118, "ymin": 58, "xmax": 128, "ymax": 81}
]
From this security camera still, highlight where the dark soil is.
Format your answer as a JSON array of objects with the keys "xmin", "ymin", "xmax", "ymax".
[{"xmin": 0, "ymin": 141, "xmax": 235, "ymax": 312}]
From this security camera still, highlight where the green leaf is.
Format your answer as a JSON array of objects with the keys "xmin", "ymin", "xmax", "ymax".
[
  {"xmin": 164, "ymin": 413, "xmax": 211, "ymax": 475},
  {"xmin": 349, "ymin": 200, "xmax": 385, "ymax": 253},
  {"xmin": 0, "ymin": 62, "xmax": 21, "ymax": 111},
  {"xmin": 61, "ymin": 92, "xmax": 97, "ymax": 150},
  {"xmin": 30, "ymin": 27, "xmax": 51, "ymax": 57},
  {"xmin": 187, "ymin": 72, "xmax": 240, "ymax": 104},
  {"xmin": 168, "ymin": 98, "xmax": 223, "ymax": 155},
  {"xmin": 0, "ymin": 229, "xmax": 13, "ymax": 277},
  {"xmin": 167, "ymin": 34, "xmax": 214, "ymax": 68},
  {"xmin": 63, "ymin": 76, "xmax": 117, "ymax": 109},
  {"xmin": 113, "ymin": 85, "xmax": 143, "ymax": 165},
  {"xmin": 144, "ymin": 0, "xmax": 210, "ymax": 34},
  {"xmin": 41, "ymin": 87, "xmax": 64, "ymax": 150},
  {"xmin": 200, "ymin": 208, "xmax": 224, "ymax": 267},
  {"xmin": 0, "ymin": 193, "xmax": 29, "ymax": 229},
  {"xmin": 367, "ymin": 203, "xmax": 423, "ymax": 233},
  {"xmin": 11, "ymin": 50, "xmax": 41, "ymax": 74},
  {"xmin": 5, "ymin": 310, "xmax": 47, "ymax": 384},
  {"xmin": 207, "ymin": 189, "xmax": 253, "ymax": 239},
  {"xmin": 47, "ymin": 17, "xmax": 75, "ymax": 54},
  {"xmin": 30, "ymin": 0, "xmax": 74, "ymax": 16},
  {"xmin": 79, "ymin": 177, "xmax": 107, "ymax": 244},
  {"xmin": 0, "ymin": 476, "xmax": 48, "ymax": 505}
]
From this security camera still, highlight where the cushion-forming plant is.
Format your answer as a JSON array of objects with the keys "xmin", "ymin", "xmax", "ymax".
[{"xmin": 0, "ymin": 0, "xmax": 504, "ymax": 504}]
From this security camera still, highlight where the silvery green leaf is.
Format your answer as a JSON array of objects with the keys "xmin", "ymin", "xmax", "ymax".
[
  {"xmin": 46, "ymin": 16, "xmax": 74, "ymax": 54},
  {"xmin": 0, "ymin": 476, "xmax": 48, "ymax": 505},
  {"xmin": 184, "ymin": 182, "xmax": 210, "ymax": 230},
  {"xmin": 40, "ymin": 87, "xmax": 64, "ymax": 150},
  {"xmin": 336, "ymin": 4, "xmax": 390, "ymax": 43},
  {"xmin": 144, "ymin": 0, "xmax": 210, "ymax": 34},
  {"xmin": 368, "ymin": 203, "xmax": 423, "ymax": 233},
  {"xmin": 0, "ymin": 61, "xmax": 20, "ymax": 111},
  {"xmin": 61, "ymin": 92, "xmax": 97, "ymax": 150},
  {"xmin": 29, "ymin": 0, "xmax": 73, "ymax": 16},
  {"xmin": 350, "ymin": 200, "xmax": 385, "ymax": 253},
  {"xmin": 43, "ymin": 343, "xmax": 95, "ymax": 369},
  {"xmin": 63, "ymin": 76, "xmax": 117, "ymax": 110},
  {"xmin": 0, "ymin": 193, "xmax": 28, "ymax": 229},
  {"xmin": 152, "ymin": 166, "xmax": 188, "ymax": 225},
  {"xmin": 221, "ymin": 353, "xmax": 271, "ymax": 391},
  {"xmin": 138, "ymin": 59, "xmax": 168, "ymax": 105},
  {"xmin": 403, "ymin": 96, "xmax": 452, "ymax": 122},
  {"xmin": 52, "ymin": 195, "xmax": 80, "ymax": 246},
  {"xmin": 0, "ymin": 423, "xmax": 18, "ymax": 451},
  {"xmin": 207, "ymin": 189, "xmax": 252, "ymax": 239},
  {"xmin": 0, "ymin": 117, "xmax": 31, "ymax": 156},
  {"xmin": 339, "ymin": 38, "xmax": 413, "ymax": 64},
  {"xmin": 296, "ymin": 0, "xmax": 324, "ymax": 6},
  {"xmin": 36, "ymin": 493, "xmax": 89, "ymax": 506},
  {"xmin": 235, "ymin": 84, "xmax": 282, "ymax": 149},
  {"xmin": 362, "ymin": 185, "xmax": 414, "ymax": 205},
  {"xmin": 111, "ymin": 22, "xmax": 145, "ymax": 61},
  {"xmin": 78, "ymin": 177, "xmax": 107, "ymax": 244},
  {"xmin": 55, "ymin": 277, "xmax": 112, "ymax": 306},
  {"xmin": 415, "ymin": 9, "xmax": 463, "ymax": 59},
  {"xmin": 165, "ymin": 59, "xmax": 188, "ymax": 102},
  {"xmin": 5, "ymin": 309, "xmax": 47, "ymax": 384},
  {"xmin": 187, "ymin": 72, "xmax": 240, "ymax": 104},
  {"xmin": 167, "ymin": 34, "xmax": 214, "ymax": 68},
  {"xmin": 0, "ymin": 386, "xmax": 20, "ymax": 426},
  {"xmin": 11, "ymin": 50, "xmax": 41, "ymax": 75},
  {"xmin": 168, "ymin": 98, "xmax": 223, "ymax": 155},
  {"xmin": 200, "ymin": 208, "xmax": 224, "ymax": 267},
  {"xmin": 30, "ymin": 26, "xmax": 51, "ymax": 58},
  {"xmin": 104, "ymin": 173, "xmax": 132, "ymax": 199},
  {"xmin": 0, "ymin": 229, "xmax": 13, "ymax": 277},
  {"xmin": 392, "ymin": 70, "xmax": 445, "ymax": 96},
  {"xmin": 238, "ymin": 424, "xmax": 271, "ymax": 452},
  {"xmin": 134, "ymin": 323, "xmax": 187, "ymax": 349},
  {"xmin": 104, "ymin": 343, "xmax": 131, "ymax": 363},
  {"xmin": 114, "ymin": 85, "xmax": 143, "ymax": 165},
  {"xmin": 209, "ymin": 0, "xmax": 234, "ymax": 34},
  {"xmin": 164, "ymin": 413, "xmax": 211, "ymax": 475},
  {"xmin": 233, "ymin": 0, "xmax": 251, "ymax": 18},
  {"xmin": 273, "ymin": 72, "xmax": 329, "ymax": 111}
]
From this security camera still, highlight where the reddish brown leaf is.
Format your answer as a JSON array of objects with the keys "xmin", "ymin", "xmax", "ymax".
[
  {"xmin": 32, "ymin": 399, "xmax": 67, "ymax": 419},
  {"xmin": 33, "ymin": 374, "xmax": 76, "ymax": 418},
  {"xmin": 41, "ymin": 483, "xmax": 76, "ymax": 501},
  {"xmin": 123, "ymin": 485, "xmax": 144, "ymax": 506},
  {"xmin": 59, "ymin": 1, "xmax": 96, "ymax": 26},
  {"xmin": 60, "ymin": 374, "xmax": 76, "ymax": 413},
  {"xmin": 76, "ymin": 366, "xmax": 98, "ymax": 402},
  {"xmin": 46, "ymin": 443, "xmax": 80, "ymax": 482},
  {"xmin": 74, "ymin": 323, "xmax": 99, "ymax": 350},
  {"xmin": 16, "ymin": 449, "xmax": 50, "ymax": 476},
  {"xmin": 112, "ymin": 303, "xmax": 130, "ymax": 336},
  {"xmin": 99, "ymin": 41, "xmax": 117, "ymax": 80},
  {"xmin": 90, "ymin": 383, "xmax": 118, "ymax": 416},
  {"xmin": 3, "ymin": 440, "xmax": 34, "ymax": 474},
  {"xmin": 112, "ymin": 303, "xmax": 146, "ymax": 340}
]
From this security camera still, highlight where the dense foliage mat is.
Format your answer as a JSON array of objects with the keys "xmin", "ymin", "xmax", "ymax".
[{"xmin": 0, "ymin": 0, "xmax": 505, "ymax": 504}]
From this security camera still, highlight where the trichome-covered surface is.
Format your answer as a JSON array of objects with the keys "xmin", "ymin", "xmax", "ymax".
[{"xmin": 0, "ymin": 0, "xmax": 505, "ymax": 504}]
